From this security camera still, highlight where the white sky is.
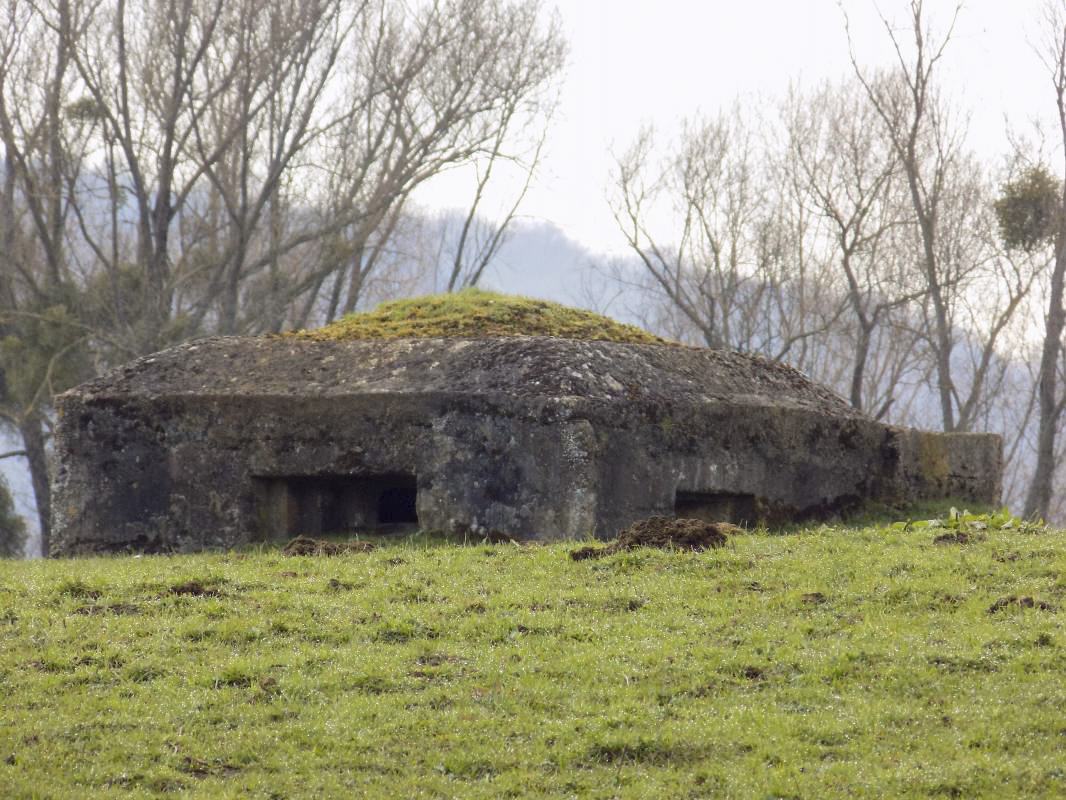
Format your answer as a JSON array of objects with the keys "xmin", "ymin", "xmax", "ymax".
[{"xmin": 416, "ymin": 0, "xmax": 1057, "ymax": 256}]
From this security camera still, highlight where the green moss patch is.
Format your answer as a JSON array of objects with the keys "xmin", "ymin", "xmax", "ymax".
[{"xmin": 293, "ymin": 288, "xmax": 668, "ymax": 344}]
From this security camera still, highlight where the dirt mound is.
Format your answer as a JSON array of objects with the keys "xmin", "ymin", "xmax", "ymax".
[
  {"xmin": 282, "ymin": 536, "xmax": 376, "ymax": 556},
  {"xmin": 72, "ymin": 602, "xmax": 140, "ymax": 615},
  {"xmin": 570, "ymin": 516, "xmax": 735, "ymax": 560},
  {"xmin": 167, "ymin": 581, "xmax": 223, "ymax": 597},
  {"xmin": 987, "ymin": 595, "xmax": 1058, "ymax": 614},
  {"xmin": 933, "ymin": 531, "xmax": 981, "ymax": 545}
]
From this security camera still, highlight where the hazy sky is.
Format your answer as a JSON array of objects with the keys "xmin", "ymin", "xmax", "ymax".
[{"xmin": 416, "ymin": 0, "xmax": 1056, "ymax": 255}]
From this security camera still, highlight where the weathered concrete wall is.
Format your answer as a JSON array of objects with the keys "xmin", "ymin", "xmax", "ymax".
[{"xmin": 50, "ymin": 336, "xmax": 1003, "ymax": 555}]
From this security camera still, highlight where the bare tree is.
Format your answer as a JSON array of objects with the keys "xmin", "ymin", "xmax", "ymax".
[
  {"xmin": 0, "ymin": 0, "xmax": 97, "ymax": 552},
  {"xmin": 185, "ymin": 0, "xmax": 356, "ymax": 336},
  {"xmin": 846, "ymin": 2, "xmax": 1035, "ymax": 438},
  {"xmin": 442, "ymin": 103, "xmax": 554, "ymax": 292},
  {"xmin": 268, "ymin": 0, "xmax": 565, "ymax": 327},
  {"xmin": 60, "ymin": 0, "xmax": 237, "ymax": 352},
  {"xmin": 782, "ymin": 79, "xmax": 924, "ymax": 414},
  {"xmin": 57, "ymin": 0, "xmax": 563, "ymax": 340},
  {"xmin": 611, "ymin": 110, "xmax": 838, "ymax": 358},
  {"xmin": 846, "ymin": 1, "xmax": 970, "ymax": 430},
  {"xmin": 1018, "ymin": 1, "xmax": 1066, "ymax": 520}
]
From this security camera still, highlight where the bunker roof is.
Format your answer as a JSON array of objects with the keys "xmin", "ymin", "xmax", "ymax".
[{"xmin": 76, "ymin": 290, "xmax": 861, "ymax": 422}]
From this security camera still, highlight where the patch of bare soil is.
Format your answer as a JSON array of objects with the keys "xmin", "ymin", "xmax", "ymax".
[
  {"xmin": 988, "ymin": 595, "xmax": 1058, "ymax": 614},
  {"xmin": 282, "ymin": 536, "xmax": 376, "ymax": 556},
  {"xmin": 178, "ymin": 756, "xmax": 241, "ymax": 779},
  {"xmin": 250, "ymin": 676, "xmax": 281, "ymax": 703},
  {"xmin": 72, "ymin": 602, "xmax": 140, "ymax": 615},
  {"xmin": 416, "ymin": 653, "xmax": 463, "ymax": 667},
  {"xmin": 933, "ymin": 531, "xmax": 982, "ymax": 545},
  {"xmin": 570, "ymin": 516, "xmax": 735, "ymax": 561},
  {"xmin": 167, "ymin": 581, "xmax": 224, "ymax": 598}
]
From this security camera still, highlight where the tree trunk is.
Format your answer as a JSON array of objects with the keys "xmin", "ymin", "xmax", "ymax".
[
  {"xmin": 850, "ymin": 320, "xmax": 873, "ymax": 411},
  {"xmin": 18, "ymin": 415, "xmax": 51, "ymax": 555},
  {"xmin": 1024, "ymin": 244, "xmax": 1066, "ymax": 521},
  {"xmin": 1026, "ymin": 33, "xmax": 1066, "ymax": 521},
  {"xmin": 906, "ymin": 167, "xmax": 957, "ymax": 432}
]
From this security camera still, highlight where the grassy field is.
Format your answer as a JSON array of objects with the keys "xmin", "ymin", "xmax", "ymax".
[{"xmin": 2, "ymin": 514, "xmax": 1065, "ymax": 799}]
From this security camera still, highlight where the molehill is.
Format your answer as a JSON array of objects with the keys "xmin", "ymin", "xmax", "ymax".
[{"xmin": 50, "ymin": 291, "xmax": 1002, "ymax": 555}]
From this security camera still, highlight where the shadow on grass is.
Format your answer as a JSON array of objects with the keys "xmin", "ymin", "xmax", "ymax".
[
  {"xmin": 237, "ymin": 527, "xmax": 524, "ymax": 555},
  {"xmin": 238, "ymin": 497, "xmax": 1015, "ymax": 555}
]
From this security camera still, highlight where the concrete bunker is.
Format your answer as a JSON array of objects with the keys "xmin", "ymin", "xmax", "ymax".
[{"xmin": 48, "ymin": 306, "xmax": 1004, "ymax": 555}]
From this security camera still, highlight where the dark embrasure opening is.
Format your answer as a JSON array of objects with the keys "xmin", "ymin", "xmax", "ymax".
[
  {"xmin": 377, "ymin": 483, "xmax": 419, "ymax": 524},
  {"xmin": 256, "ymin": 473, "xmax": 418, "ymax": 538},
  {"xmin": 674, "ymin": 490, "xmax": 757, "ymax": 527}
]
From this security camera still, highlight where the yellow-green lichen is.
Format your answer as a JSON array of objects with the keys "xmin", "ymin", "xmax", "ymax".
[
  {"xmin": 291, "ymin": 289, "xmax": 669, "ymax": 345},
  {"xmin": 915, "ymin": 433, "xmax": 951, "ymax": 490}
]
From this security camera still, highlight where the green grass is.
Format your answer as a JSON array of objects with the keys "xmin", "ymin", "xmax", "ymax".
[
  {"xmin": 292, "ymin": 288, "xmax": 669, "ymax": 344},
  {"xmin": 2, "ymin": 519, "xmax": 1065, "ymax": 798}
]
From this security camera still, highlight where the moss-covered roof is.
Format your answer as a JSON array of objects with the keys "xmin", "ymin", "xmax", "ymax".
[{"xmin": 292, "ymin": 289, "xmax": 669, "ymax": 345}]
